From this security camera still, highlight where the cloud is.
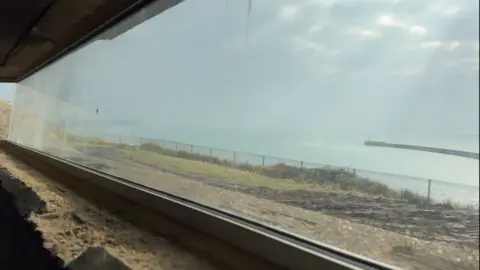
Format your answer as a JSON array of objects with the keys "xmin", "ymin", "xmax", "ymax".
[
  {"xmin": 314, "ymin": 64, "xmax": 339, "ymax": 76},
  {"xmin": 279, "ymin": 5, "xmax": 301, "ymax": 21},
  {"xmin": 453, "ymin": 58, "xmax": 479, "ymax": 71},
  {"xmin": 420, "ymin": 41, "xmax": 461, "ymax": 50},
  {"xmin": 430, "ymin": 4, "xmax": 462, "ymax": 17},
  {"xmin": 309, "ymin": 0, "xmax": 337, "ymax": 9},
  {"xmin": 376, "ymin": 14, "xmax": 427, "ymax": 36},
  {"xmin": 409, "ymin": 25, "xmax": 427, "ymax": 36},
  {"xmin": 292, "ymin": 36, "xmax": 338, "ymax": 56},
  {"xmin": 278, "ymin": 0, "xmax": 335, "ymax": 23},
  {"xmin": 348, "ymin": 28, "xmax": 382, "ymax": 38},
  {"xmin": 293, "ymin": 37, "xmax": 325, "ymax": 52},
  {"xmin": 65, "ymin": 0, "xmax": 479, "ymax": 146},
  {"xmin": 450, "ymin": 57, "xmax": 480, "ymax": 71},
  {"xmin": 392, "ymin": 66, "xmax": 425, "ymax": 76},
  {"xmin": 404, "ymin": 67, "xmax": 424, "ymax": 76},
  {"xmin": 308, "ymin": 23, "xmax": 324, "ymax": 34}
]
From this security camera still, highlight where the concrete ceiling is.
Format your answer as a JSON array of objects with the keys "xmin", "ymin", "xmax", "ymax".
[{"xmin": 0, "ymin": 0, "xmax": 150, "ymax": 82}]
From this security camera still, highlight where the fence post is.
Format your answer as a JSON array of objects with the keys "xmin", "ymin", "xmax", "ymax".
[
  {"xmin": 175, "ymin": 142, "xmax": 178, "ymax": 151},
  {"xmin": 300, "ymin": 161, "xmax": 304, "ymax": 168},
  {"xmin": 262, "ymin": 155, "xmax": 265, "ymax": 166},
  {"xmin": 82, "ymin": 139, "xmax": 86, "ymax": 154},
  {"xmin": 427, "ymin": 179, "xmax": 432, "ymax": 207},
  {"xmin": 190, "ymin": 144, "xmax": 194, "ymax": 153},
  {"xmin": 233, "ymin": 151, "xmax": 236, "ymax": 165},
  {"xmin": 209, "ymin": 148, "xmax": 212, "ymax": 157}
]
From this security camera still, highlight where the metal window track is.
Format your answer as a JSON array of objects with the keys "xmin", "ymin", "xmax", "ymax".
[{"xmin": 0, "ymin": 140, "xmax": 399, "ymax": 270}]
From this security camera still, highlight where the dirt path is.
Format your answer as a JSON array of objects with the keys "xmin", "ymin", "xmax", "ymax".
[
  {"xmin": 75, "ymin": 146, "xmax": 480, "ymax": 249},
  {"xmin": 0, "ymin": 151, "xmax": 217, "ymax": 270},
  {"xmin": 126, "ymin": 155, "xmax": 479, "ymax": 249},
  {"xmin": 74, "ymin": 152, "xmax": 479, "ymax": 270}
]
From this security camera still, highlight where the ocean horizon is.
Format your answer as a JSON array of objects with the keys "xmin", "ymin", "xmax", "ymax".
[{"xmin": 65, "ymin": 124, "xmax": 479, "ymax": 207}]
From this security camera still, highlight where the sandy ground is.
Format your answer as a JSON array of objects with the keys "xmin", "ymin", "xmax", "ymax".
[
  {"xmin": 0, "ymin": 101, "xmax": 11, "ymax": 139},
  {"xmin": 99, "ymin": 157, "xmax": 479, "ymax": 270},
  {"xmin": 0, "ymin": 151, "xmax": 218, "ymax": 270}
]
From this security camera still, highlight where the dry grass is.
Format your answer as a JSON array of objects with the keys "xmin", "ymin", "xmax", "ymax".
[
  {"xmin": 121, "ymin": 149, "xmax": 336, "ymax": 192},
  {"xmin": 117, "ymin": 148, "xmax": 432, "ymax": 206},
  {"xmin": 127, "ymin": 143, "xmax": 441, "ymax": 207}
]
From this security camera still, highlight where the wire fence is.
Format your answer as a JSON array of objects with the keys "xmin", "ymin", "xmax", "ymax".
[
  {"xmin": 36, "ymin": 125, "xmax": 478, "ymax": 209},
  {"xmin": 123, "ymin": 136, "xmax": 479, "ymax": 209}
]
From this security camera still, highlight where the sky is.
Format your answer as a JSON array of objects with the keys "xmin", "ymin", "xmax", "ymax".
[
  {"xmin": 67, "ymin": 0, "xmax": 478, "ymax": 145},
  {"xmin": 0, "ymin": 83, "xmax": 15, "ymax": 103},
  {"xmin": 12, "ymin": 0, "xmax": 480, "ymax": 152}
]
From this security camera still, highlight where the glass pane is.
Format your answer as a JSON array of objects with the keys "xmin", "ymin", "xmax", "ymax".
[
  {"xmin": 0, "ymin": 83, "xmax": 15, "ymax": 139},
  {"xmin": 8, "ymin": 0, "xmax": 479, "ymax": 269}
]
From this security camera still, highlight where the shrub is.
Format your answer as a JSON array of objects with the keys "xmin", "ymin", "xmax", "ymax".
[{"xmin": 138, "ymin": 142, "xmax": 431, "ymax": 205}]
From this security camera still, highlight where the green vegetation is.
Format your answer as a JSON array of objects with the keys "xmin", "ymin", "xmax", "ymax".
[
  {"xmin": 117, "ymin": 142, "xmax": 433, "ymax": 205},
  {"xmin": 121, "ymin": 149, "xmax": 323, "ymax": 191}
]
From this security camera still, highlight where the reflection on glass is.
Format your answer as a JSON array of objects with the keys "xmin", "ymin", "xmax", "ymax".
[{"xmin": 8, "ymin": 0, "xmax": 480, "ymax": 269}]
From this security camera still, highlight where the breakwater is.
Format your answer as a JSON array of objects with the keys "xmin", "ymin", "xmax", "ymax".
[{"xmin": 364, "ymin": 141, "xmax": 479, "ymax": 160}]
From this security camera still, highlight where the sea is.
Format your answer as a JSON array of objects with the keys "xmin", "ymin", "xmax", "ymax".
[{"xmin": 69, "ymin": 124, "xmax": 479, "ymax": 207}]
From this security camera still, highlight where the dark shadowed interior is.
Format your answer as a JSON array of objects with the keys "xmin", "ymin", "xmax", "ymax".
[{"xmin": 0, "ymin": 0, "xmax": 146, "ymax": 82}]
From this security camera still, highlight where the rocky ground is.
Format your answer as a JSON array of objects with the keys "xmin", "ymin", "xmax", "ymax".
[
  {"xmin": 222, "ymin": 185, "xmax": 479, "ymax": 249},
  {"xmin": 72, "ymin": 146, "xmax": 480, "ymax": 251},
  {"xmin": 155, "ymin": 165, "xmax": 479, "ymax": 249},
  {"xmin": 80, "ymin": 151, "xmax": 479, "ymax": 270}
]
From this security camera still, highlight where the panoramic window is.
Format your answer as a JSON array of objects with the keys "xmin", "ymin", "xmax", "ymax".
[{"xmin": 7, "ymin": 0, "xmax": 479, "ymax": 269}]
